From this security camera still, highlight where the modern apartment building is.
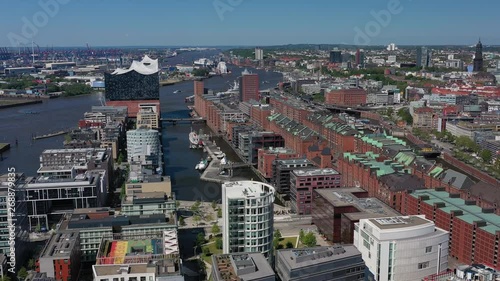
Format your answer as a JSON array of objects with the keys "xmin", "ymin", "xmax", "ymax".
[
  {"xmin": 0, "ymin": 174, "xmax": 30, "ymax": 268},
  {"xmin": 92, "ymin": 231, "xmax": 181, "ymax": 281},
  {"xmin": 276, "ymin": 245, "xmax": 366, "ymax": 281},
  {"xmin": 271, "ymin": 158, "xmax": 315, "ymax": 195},
  {"xmin": 126, "ymin": 128, "xmax": 160, "ymax": 163},
  {"xmin": 312, "ymin": 188, "xmax": 400, "ymax": 243},
  {"xmin": 222, "ymin": 181, "xmax": 275, "ymax": 262},
  {"xmin": 212, "ymin": 253, "xmax": 275, "ymax": 281},
  {"xmin": 58, "ymin": 207, "xmax": 177, "ymax": 262},
  {"xmin": 354, "ymin": 215, "xmax": 449, "ymax": 281},
  {"xmin": 239, "ymin": 69, "xmax": 259, "ymax": 102},
  {"xmin": 122, "ymin": 175, "xmax": 175, "ymax": 216},
  {"xmin": 289, "ymin": 168, "xmax": 342, "ymax": 215},
  {"xmin": 36, "ymin": 231, "xmax": 81, "ymax": 281},
  {"xmin": 136, "ymin": 103, "xmax": 160, "ymax": 129},
  {"xmin": 25, "ymin": 170, "xmax": 107, "ymax": 229},
  {"xmin": 237, "ymin": 131, "xmax": 285, "ymax": 165}
]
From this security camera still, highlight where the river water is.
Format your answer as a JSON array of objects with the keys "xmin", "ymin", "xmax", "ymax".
[{"xmin": 0, "ymin": 50, "xmax": 283, "ymax": 201}]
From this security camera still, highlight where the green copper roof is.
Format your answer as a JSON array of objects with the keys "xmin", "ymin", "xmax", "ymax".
[
  {"xmin": 411, "ymin": 189, "xmax": 500, "ymax": 235},
  {"xmin": 429, "ymin": 166, "xmax": 444, "ymax": 178}
]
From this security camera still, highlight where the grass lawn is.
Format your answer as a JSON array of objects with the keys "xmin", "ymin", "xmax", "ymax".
[
  {"xmin": 279, "ymin": 236, "xmax": 298, "ymax": 248},
  {"xmin": 201, "ymin": 240, "xmax": 222, "ymax": 264}
]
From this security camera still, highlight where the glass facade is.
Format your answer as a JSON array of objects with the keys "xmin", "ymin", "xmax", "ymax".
[{"xmin": 104, "ymin": 71, "xmax": 159, "ymax": 101}]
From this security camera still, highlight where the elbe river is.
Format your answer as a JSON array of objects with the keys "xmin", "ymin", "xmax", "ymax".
[{"xmin": 0, "ymin": 50, "xmax": 283, "ymax": 201}]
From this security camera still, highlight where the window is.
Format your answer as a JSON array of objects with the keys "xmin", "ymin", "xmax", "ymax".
[
  {"xmin": 425, "ymin": 246, "xmax": 432, "ymax": 253},
  {"xmin": 418, "ymin": 261, "xmax": 429, "ymax": 269}
]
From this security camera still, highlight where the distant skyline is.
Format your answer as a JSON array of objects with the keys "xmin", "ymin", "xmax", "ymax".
[{"xmin": 1, "ymin": 0, "xmax": 500, "ymax": 48}]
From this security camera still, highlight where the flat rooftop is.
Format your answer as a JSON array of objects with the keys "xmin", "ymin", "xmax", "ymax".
[
  {"xmin": 27, "ymin": 171, "xmax": 100, "ymax": 186},
  {"xmin": 39, "ymin": 231, "xmax": 79, "ymax": 259},
  {"xmin": 315, "ymin": 188, "xmax": 400, "ymax": 220},
  {"xmin": 223, "ymin": 181, "xmax": 274, "ymax": 199},
  {"xmin": 369, "ymin": 215, "xmax": 431, "ymax": 230},
  {"xmin": 263, "ymin": 147, "xmax": 296, "ymax": 154},
  {"xmin": 93, "ymin": 262, "xmax": 183, "ymax": 280},
  {"xmin": 278, "ymin": 245, "xmax": 361, "ymax": 269},
  {"xmin": 212, "ymin": 253, "xmax": 275, "ymax": 280},
  {"xmin": 292, "ymin": 168, "xmax": 339, "ymax": 177},
  {"xmin": 275, "ymin": 158, "xmax": 312, "ymax": 165}
]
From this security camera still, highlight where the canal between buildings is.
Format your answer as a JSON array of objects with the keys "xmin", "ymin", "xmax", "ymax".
[{"xmin": 0, "ymin": 51, "xmax": 283, "ymax": 202}]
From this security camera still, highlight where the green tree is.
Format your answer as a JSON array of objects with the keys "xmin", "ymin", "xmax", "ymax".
[
  {"xmin": 480, "ymin": 149, "xmax": 493, "ymax": 163},
  {"xmin": 211, "ymin": 223, "xmax": 220, "ymax": 234},
  {"xmin": 274, "ymin": 229, "xmax": 282, "ymax": 240},
  {"xmin": 216, "ymin": 237, "xmax": 223, "ymax": 249},
  {"xmin": 193, "ymin": 215, "xmax": 201, "ymax": 225},
  {"xmin": 211, "ymin": 201, "xmax": 217, "ymax": 210},
  {"xmin": 455, "ymin": 136, "xmax": 479, "ymax": 152},
  {"xmin": 385, "ymin": 107, "xmax": 394, "ymax": 117},
  {"xmin": 202, "ymin": 247, "xmax": 210, "ymax": 256},
  {"xmin": 175, "ymin": 201, "xmax": 180, "ymax": 208},
  {"xmin": 17, "ymin": 267, "xmax": 28, "ymax": 279},
  {"xmin": 205, "ymin": 213, "xmax": 214, "ymax": 222},
  {"xmin": 117, "ymin": 152, "xmax": 124, "ymax": 165},
  {"xmin": 1, "ymin": 276, "xmax": 11, "ymax": 281},
  {"xmin": 195, "ymin": 233, "xmax": 206, "ymax": 247},
  {"xmin": 61, "ymin": 83, "xmax": 93, "ymax": 96},
  {"xmin": 273, "ymin": 237, "xmax": 280, "ymax": 249},
  {"xmin": 217, "ymin": 208, "xmax": 222, "ymax": 218},
  {"xmin": 299, "ymin": 229, "xmax": 305, "ymax": 241},
  {"xmin": 28, "ymin": 258, "xmax": 35, "ymax": 270},
  {"xmin": 35, "ymin": 223, "xmax": 41, "ymax": 233},
  {"xmin": 178, "ymin": 216, "xmax": 186, "ymax": 226},
  {"xmin": 286, "ymin": 241, "xmax": 294, "ymax": 248},
  {"xmin": 302, "ymin": 232, "xmax": 317, "ymax": 247},
  {"xmin": 397, "ymin": 108, "xmax": 413, "ymax": 125},
  {"xmin": 190, "ymin": 200, "xmax": 201, "ymax": 213},
  {"xmin": 192, "ymin": 68, "xmax": 209, "ymax": 77}
]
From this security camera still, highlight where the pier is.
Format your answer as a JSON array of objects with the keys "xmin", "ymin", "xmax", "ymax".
[
  {"xmin": 159, "ymin": 78, "xmax": 182, "ymax": 86},
  {"xmin": 160, "ymin": 117, "xmax": 206, "ymax": 125},
  {"xmin": 0, "ymin": 143, "xmax": 10, "ymax": 154},
  {"xmin": 33, "ymin": 130, "xmax": 69, "ymax": 140}
]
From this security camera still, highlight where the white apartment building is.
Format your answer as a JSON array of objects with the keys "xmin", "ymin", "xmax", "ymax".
[
  {"xmin": 353, "ymin": 215, "xmax": 449, "ymax": 281},
  {"xmin": 255, "ymin": 48, "xmax": 264, "ymax": 60},
  {"xmin": 126, "ymin": 128, "xmax": 160, "ymax": 163},
  {"xmin": 137, "ymin": 103, "xmax": 159, "ymax": 129},
  {"xmin": 222, "ymin": 181, "xmax": 275, "ymax": 262}
]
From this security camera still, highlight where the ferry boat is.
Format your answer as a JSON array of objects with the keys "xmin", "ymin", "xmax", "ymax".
[{"xmin": 173, "ymin": 90, "xmax": 181, "ymax": 94}]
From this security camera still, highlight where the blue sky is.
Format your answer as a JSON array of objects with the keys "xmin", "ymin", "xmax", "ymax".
[{"xmin": 1, "ymin": 0, "xmax": 499, "ymax": 47}]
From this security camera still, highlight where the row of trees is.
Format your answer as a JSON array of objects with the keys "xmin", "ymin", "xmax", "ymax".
[{"xmin": 61, "ymin": 83, "xmax": 93, "ymax": 96}]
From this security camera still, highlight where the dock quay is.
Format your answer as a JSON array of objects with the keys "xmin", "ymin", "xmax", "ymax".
[
  {"xmin": 0, "ymin": 143, "xmax": 10, "ymax": 153},
  {"xmin": 0, "ymin": 99, "xmax": 43, "ymax": 109},
  {"xmin": 159, "ymin": 78, "xmax": 182, "ymax": 86},
  {"xmin": 199, "ymin": 138, "xmax": 251, "ymax": 184},
  {"xmin": 33, "ymin": 130, "xmax": 69, "ymax": 140}
]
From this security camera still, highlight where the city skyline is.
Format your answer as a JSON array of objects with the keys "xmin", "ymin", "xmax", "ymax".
[{"xmin": 2, "ymin": 0, "xmax": 500, "ymax": 47}]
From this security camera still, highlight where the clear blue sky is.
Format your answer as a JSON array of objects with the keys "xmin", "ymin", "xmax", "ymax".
[{"xmin": 1, "ymin": 0, "xmax": 499, "ymax": 47}]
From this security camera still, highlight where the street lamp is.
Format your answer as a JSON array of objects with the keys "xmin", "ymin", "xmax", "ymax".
[{"xmin": 193, "ymin": 245, "xmax": 198, "ymax": 257}]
